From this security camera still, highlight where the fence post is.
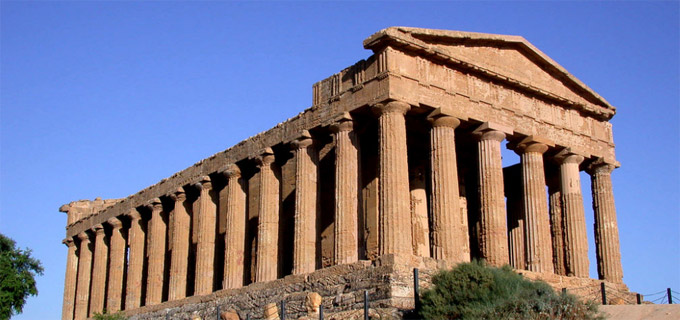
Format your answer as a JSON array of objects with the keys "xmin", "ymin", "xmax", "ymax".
[
  {"xmin": 364, "ymin": 290, "xmax": 369, "ymax": 320},
  {"xmin": 600, "ymin": 283, "xmax": 607, "ymax": 305},
  {"xmin": 414, "ymin": 268, "xmax": 420, "ymax": 313},
  {"xmin": 668, "ymin": 288, "xmax": 673, "ymax": 304},
  {"xmin": 319, "ymin": 304, "xmax": 324, "ymax": 320},
  {"xmin": 281, "ymin": 299, "xmax": 286, "ymax": 320},
  {"xmin": 636, "ymin": 293, "xmax": 642, "ymax": 304},
  {"xmin": 216, "ymin": 305, "xmax": 220, "ymax": 320}
]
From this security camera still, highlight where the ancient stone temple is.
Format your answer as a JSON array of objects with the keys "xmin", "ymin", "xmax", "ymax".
[{"xmin": 59, "ymin": 27, "xmax": 631, "ymax": 320}]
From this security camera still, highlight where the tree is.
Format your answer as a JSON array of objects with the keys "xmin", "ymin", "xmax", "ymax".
[
  {"xmin": 419, "ymin": 260, "xmax": 603, "ymax": 320},
  {"xmin": 0, "ymin": 233, "xmax": 44, "ymax": 320}
]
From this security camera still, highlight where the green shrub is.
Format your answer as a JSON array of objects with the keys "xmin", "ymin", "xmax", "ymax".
[
  {"xmin": 419, "ymin": 260, "xmax": 603, "ymax": 320},
  {"xmin": 92, "ymin": 310, "xmax": 127, "ymax": 320}
]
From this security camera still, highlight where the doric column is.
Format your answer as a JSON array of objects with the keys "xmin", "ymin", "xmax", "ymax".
[
  {"xmin": 125, "ymin": 208, "xmax": 145, "ymax": 310},
  {"xmin": 472, "ymin": 123, "xmax": 511, "ymax": 267},
  {"xmin": 145, "ymin": 198, "xmax": 166, "ymax": 305},
  {"xmin": 587, "ymin": 159, "xmax": 623, "ymax": 283},
  {"xmin": 291, "ymin": 131, "xmax": 318, "ymax": 274},
  {"xmin": 106, "ymin": 217, "xmax": 125, "ymax": 312},
  {"xmin": 555, "ymin": 150, "xmax": 589, "ymax": 277},
  {"xmin": 221, "ymin": 165, "xmax": 247, "ymax": 288},
  {"xmin": 88, "ymin": 225, "xmax": 108, "ymax": 316},
  {"xmin": 61, "ymin": 238, "xmax": 77, "ymax": 320},
  {"xmin": 74, "ymin": 232, "xmax": 92, "ymax": 320},
  {"xmin": 373, "ymin": 101, "xmax": 413, "ymax": 257},
  {"xmin": 169, "ymin": 187, "xmax": 190, "ymax": 300},
  {"xmin": 516, "ymin": 137, "xmax": 554, "ymax": 273},
  {"xmin": 427, "ymin": 108, "xmax": 467, "ymax": 262},
  {"xmin": 331, "ymin": 114, "xmax": 359, "ymax": 265},
  {"xmin": 255, "ymin": 148, "xmax": 279, "ymax": 282},
  {"xmin": 195, "ymin": 176, "xmax": 217, "ymax": 295}
]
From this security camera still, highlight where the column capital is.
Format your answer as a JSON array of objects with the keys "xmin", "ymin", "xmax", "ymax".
[
  {"xmin": 472, "ymin": 122, "xmax": 512, "ymax": 142},
  {"xmin": 219, "ymin": 164, "xmax": 242, "ymax": 179},
  {"xmin": 330, "ymin": 113, "xmax": 354, "ymax": 133},
  {"xmin": 63, "ymin": 237, "xmax": 76, "ymax": 247},
  {"xmin": 427, "ymin": 108, "xmax": 461, "ymax": 128},
  {"xmin": 513, "ymin": 136, "xmax": 553, "ymax": 155},
  {"xmin": 91, "ymin": 224, "xmax": 105, "ymax": 234},
  {"xmin": 77, "ymin": 231, "xmax": 91, "ymax": 242},
  {"xmin": 255, "ymin": 148, "xmax": 276, "ymax": 167},
  {"xmin": 170, "ymin": 187, "xmax": 187, "ymax": 201},
  {"xmin": 291, "ymin": 130, "xmax": 314, "ymax": 149},
  {"xmin": 126, "ymin": 208, "xmax": 142, "ymax": 221},
  {"xmin": 554, "ymin": 149, "xmax": 585, "ymax": 165},
  {"xmin": 107, "ymin": 217, "xmax": 123, "ymax": 229},
  {"xmin": 586, "ymin": 158, "xmax": 618, "ymax": 175},
  {"xmin": 371, "ymin": 100, "xmax": 410, "ymax": 116},
  {"xmin": 146, "ymin": 198, "xmax": 163, "ymax": 211},
  {"xmin": 193, "ymin": 176, "xmax": 212, "ymax": 190}
]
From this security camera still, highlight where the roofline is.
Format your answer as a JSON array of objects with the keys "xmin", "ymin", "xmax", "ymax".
[{"xmin": 363, "ymin": 27, "xmax": 616, "ymax": 119}]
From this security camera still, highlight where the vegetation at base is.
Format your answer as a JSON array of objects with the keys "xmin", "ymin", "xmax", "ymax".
[
  {"xmin": 419, "ymin": 260, "xmax": 603, "ymax": 320},
  {"xmin": 92, "ymin": 310, "xmax": 127, "ymax": 320},
  {"xmin": 0, "ymin": 233, "xmax": 43, "ymax": 320}
]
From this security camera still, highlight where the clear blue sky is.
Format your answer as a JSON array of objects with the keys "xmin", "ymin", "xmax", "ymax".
[{"xmin": 1, "ymin": 1, "xmax": 678, "ymax": 318}]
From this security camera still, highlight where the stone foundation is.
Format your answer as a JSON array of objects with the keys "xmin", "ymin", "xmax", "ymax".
[{"xmin": 124, "ymin": 256, "xmax": 634, "ymax": 320}]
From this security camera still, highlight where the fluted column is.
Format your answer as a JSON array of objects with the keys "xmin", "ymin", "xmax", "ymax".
[
  {"xmin": 427, "ymin": 109, "xmax": 467, "ymax": 262},
  {"xmin": 61, "ymin": 238, "xmax": 77, "ymax": 320},
  {"xmin": 125, "ymin": 208, "xmax": 145, "ymax": 310},
  {"xmin": 106, "ymin": 217, "xmax": 125, "ymax": 312},
  {"xmin": 473, "ymin": 123, "xmax": 511, "ymax": 267},
  {"xmin": 169, "ymin": 188, "xmax": 190, "ymax": 300},
  {"xmin": 516, "ymin": 137, "xmax": 554, "ymax": 273},
  {"xmin": 74, "ymin": 232, "xmax": 92, "ymax": 320},
  {"xmin": 255, "ymin": 148, "xmax": 279, "ymax": 282},
  {"xmin": 88, "ymin": 225, "xmax": 108, "ymax": 316},
  {"xmin": 373, "ymin": 101, "xmax": 413, "ymax": 257},
  {"xmin": 548, "ymin": 174, "xmax": 566, "ymax": 275},
  {"xmin": 146, "ymin": 198, "xmax": 166, "ymax": 305},
  {"xmin": 291, "ymin": 132, "xmax": 318, "ymax": 274},
  {"xmin": 221, "ymin": 165, "xmax": 247, "ymax": 288},
  {"xmin": 587, "ymin": 159, "xmax": 623, "ymax": 283},
  {"xmin": 195, "ymin": 176, "xmax": 217, "ymax": 295},
  {"xmin": 555, "ymin": 151, "xmax": 589, "ymax": 277},
  {"xmin": 331, "ymin": 115, "xmax": 359, "ymax": 265}
]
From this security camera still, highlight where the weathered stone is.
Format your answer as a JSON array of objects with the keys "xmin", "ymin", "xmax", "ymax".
[
  {"xmin": 61, "ymin": 239, "xmax": 77, "ymax": 320},
  {"xmin": 125, "ymin": 208, "xmax": 145, "ymax": 310},
  {"xmin": 263, "ymin": 302, "xmax": 279, "ymax": 320},
  {"xmin": 220, "ymin": 309, "xmax": 240, "ymax": 320},
  {"xmin": 305, "ymin": 292, "xmax": 322, "ymax": 314},
  {"xmin": 169, "ymin": 188, "xmax": 190, "ymax": 300},
  {"xmin": 221, "ymin": 165, "xmax": 247, "ymax": 288},
  {"xmin": 146, "ymin": 198, "xmax": 166, "ymax": 305},
  {"xmin": 59, "ymin": 27, "xmax": 631, "ymax": 318},
  {"xmin": 292, "ymin": 132, "xmax": 318, "ymax": 275},
  {"xmin": 106, "ymin": 217, "xmax": 125, "ymax": 311},
  {"xmin": 331, "ymin": 114, "xmax": 359, "ymax": 265},
  {"xmin": 255, "ymin": 148, "xmax": 279, "ymax": 283}
]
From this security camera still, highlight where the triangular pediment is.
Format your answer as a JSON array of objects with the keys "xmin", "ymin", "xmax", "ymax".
[{"xmin": 364, "ymin": 27, "xmax": 615, "ymax": 119}]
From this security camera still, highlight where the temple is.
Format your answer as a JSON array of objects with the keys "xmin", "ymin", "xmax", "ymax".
[{"xmin": 59, "ymin": 27, "xmax": 629, "ymax": 320}]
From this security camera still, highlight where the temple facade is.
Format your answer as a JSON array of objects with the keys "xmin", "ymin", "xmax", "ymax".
[{"xmin": 59, "ymin": 27, "xmax": 626, "ymax": 319}]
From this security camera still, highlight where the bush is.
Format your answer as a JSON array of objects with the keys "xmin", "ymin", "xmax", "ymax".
[
  {"xmin": 419, "ymin": 260, "xmax": 603, "ymax": 320},
  {"xmin": 92, "ymin": 310, "xmax": 127, "ymax": 320}
]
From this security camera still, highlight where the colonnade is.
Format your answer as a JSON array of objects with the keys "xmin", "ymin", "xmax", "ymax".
[{"xmin": 61, "ymin": 100, "xmax": 623, "ymax": 320}]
